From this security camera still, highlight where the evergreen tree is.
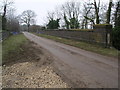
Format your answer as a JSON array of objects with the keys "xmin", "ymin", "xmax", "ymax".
[
  {"xmin": 47, "ymin": 19, "xmax": 60, "ymax": 29},
  {"xmin": 112, "ymin": 1, "xmax": 120, "ymax": 50}
]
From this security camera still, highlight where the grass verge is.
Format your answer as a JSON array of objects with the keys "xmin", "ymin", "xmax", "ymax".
[
  {"xmin": 0, "ymin": 43, "xmax": 2, "ymax": 65},
  {"xmin": 34, "ymin": 33, "xmax": 118, "ymax": 58},
  {"xmin": 2, "ymin": 34, "xmax": 28, "ymax": 64}
]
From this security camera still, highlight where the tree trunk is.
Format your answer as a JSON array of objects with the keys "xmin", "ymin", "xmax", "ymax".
[
  {"xmin": 106, "ymin": 0, "xmax": 113, "ymax": 24},
  {"xmin": 94, "ymin": 0, "xmax": 100, "ymax": 24},
  {"xmin": 2, "ymin": 5, "xmax": 7, "ymax": 30},
  {"xmin": 64, "ymin": 13, "xmax": 70, "ymax": 29},
  {"xmin": 27, "ymin": 24, "xmax": 30, "ymax": 32},
  {"xmin": 114, "ymin": 1, "xmax": 120, "ymax": 27},
  {"xmin": 2, "ymin": 16, "xmax": 7, "ymax": 30},
  {"xmin": 85, "ymin": 19, "xmax": 88, "ymax": 29}
]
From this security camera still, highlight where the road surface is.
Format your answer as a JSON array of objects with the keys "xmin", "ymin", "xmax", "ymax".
[{"xmin": 23, "ymin": 32, "xmax": 118, "ymax": 88}]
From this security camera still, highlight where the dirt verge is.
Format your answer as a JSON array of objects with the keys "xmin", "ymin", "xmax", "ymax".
[{"xmin": 2, "ymin": 41, "xmax": 72, "ymax": 88}]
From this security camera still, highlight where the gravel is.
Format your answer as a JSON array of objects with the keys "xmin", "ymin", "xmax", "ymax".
[
  {"xmin": 2, "ymin": 41, "xmax": 70, "ymax": 88},
  {"xmin": 2, "ymin": 61, "xmax": 70, "ymax": 88},
  {"xmin": 0, "ymin": 66, "xmax": 2, "ymax": 89}
]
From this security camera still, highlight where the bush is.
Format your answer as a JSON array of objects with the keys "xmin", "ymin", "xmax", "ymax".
[{"xmin": 112, "ymin": 27, "xmax": 120, "ymax": 50}]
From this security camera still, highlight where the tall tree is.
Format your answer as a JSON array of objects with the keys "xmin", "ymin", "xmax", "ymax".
[
  {"xmin": 7, "ymin": 8, "xmax": 20, "ymax": 32},
  {"xmin": 46, "ymin": 11, "xmax": 60, "ymax": 29},
  {"xmin": 0, "ymin": 0, "xmax": 14, "ymax": 30},
  {"xmin": 82, "ymin": 0, "xmax": 110, "ymax": 25},
  {"xmin": 0, "ymin": 15, "xmax": 2, "ymax": 30},
  {"xmin": 82, "ymin": 0, "xmax": 95, "ymax": 29},
  {"xmin": 114, "ymin": 0, "xmax": 120, "ymax": 27},
  {"xmin": 83, "ymin": 3, "xmax": 92, "ymax": 29},
  {"xmin": 63, "ymin": 13, "xmax": 70, "ymax": 29},
  {"xmin": 61, "ymin": 1, "xmax": 81, "ymax": 29},
  {"xmin": 82, "ymin": 0, "xmax": 99, "ymax": 27},
  {"xmin": 19, "ymin": 10, "xmax": 36, "ymax": 32},
  {"xmin": 112, "ymin": 0, "xmax": 120, "ymax": 50},
  {"xmin": 47, "ymin": 12, "xmax": 55, "ymax": 21},
  {"xmin": 69, "ymin": 17, "xmax": 79, "ymax": 29},
  {"xmin": 94, "ymin": 0, "xmax": 100, "ymax": 24},
  {"xmin": 106, "ymin": 0, "xmax": 113, "ymax": 24}
]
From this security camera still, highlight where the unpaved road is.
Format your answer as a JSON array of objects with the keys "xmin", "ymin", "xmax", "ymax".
[{"xmin": 24, "ymin": 32, "xmax": 118, "ymax": 88}]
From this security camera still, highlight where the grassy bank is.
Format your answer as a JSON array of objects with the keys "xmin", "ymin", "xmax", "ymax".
[
  {"xmin": 0, "ymin": 43, "xmax": 2, "ymax": 65},
  {"xmin": 2, "ymin": 34, "xmax": 28, "ymax": 64},
  {"xmin": 34, "ymin": 33, "xmax": 118, "ymax": 58}
]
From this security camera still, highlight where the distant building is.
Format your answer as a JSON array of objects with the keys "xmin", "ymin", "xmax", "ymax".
[{"xmin": 20, "ymin": 25, "xmax": 28, "ymax": 31}]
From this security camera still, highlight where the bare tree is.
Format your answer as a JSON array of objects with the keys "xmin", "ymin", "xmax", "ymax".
[
  {"xmin": 7, "ymin": 8, "xmax": 20, "ymax": 32},
  {"xmin": 82, "ymin": 0, "xmax": 95, "ymax": 29},
  {"xmin": 0, "ymin": 0, "xmax": 14, "ymax": 30},
  {"xmin": 61, "ymin": 1, "xmax": 81, "ymax": 29},
  {"xmin": 114, "ymin": 0, "xmax": 120, "ymax": 27},
  {"xmin": 47, "ymin": 12, "xmax": 55, "ymax": 21},
  {"xmin": 19, "ymin": 10, "xmax": 36, "ymax": 32},
  {"xmin": 0, "ymin": 15, "xmax": 2, "ymax": 30},
  {"xmin": 99, "ymin": 3, "xmax": 108, "ymax": 23},
  {"xmin": 83, "ymin": 0, "xmax": 111, "ymax": 25},
  {"xmin": 106, "ymin": 0, "xmax": 113, "ymax": 24},
  {"xmin": 45, "ymin": 11, "xmax": 60, "ymax": 29},
  {"xmin": 94, "ymin": 0, "xmax": 100, "ymax": 24},
  {"xmin": 83, "ymin": 3, "xmax": 92, "ymax": 28},
  {"xmin": 82, "ymin": 0, "xmax": 106, "ymax": 28},
  {"xmin": 63, "ymin": 12, "xmax": 70, "ymax": 29}
]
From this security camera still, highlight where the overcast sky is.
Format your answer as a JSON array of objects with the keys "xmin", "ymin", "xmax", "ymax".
[{"xmin": 14, "ymin": 0, "xmax": 112, "ymax": 25}]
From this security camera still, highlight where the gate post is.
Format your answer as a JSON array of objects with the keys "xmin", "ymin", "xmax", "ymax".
[{"xmin": 93, "ymin": 24, "xmax": 112, "ymax": 48}]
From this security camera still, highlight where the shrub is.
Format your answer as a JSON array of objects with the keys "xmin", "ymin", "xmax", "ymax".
[{"xmin": 112, "ymin": 27, "xmax": 120, "ymax": 50}]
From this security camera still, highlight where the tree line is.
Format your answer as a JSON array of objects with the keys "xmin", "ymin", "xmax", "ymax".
[
  {"xmin": 0, "ymin": 0, "xmax": 120, "ymax": 30},
  {"xmin": 0, "ymin": 0, "xmax": 120, "ymax": 49},
  {"xmin": 0, "ymin": 0, "xmax": 37, "ymax": 32},
  {"xmin": 45, "ymin": 0, "xmax": 120, "ymax": 29},
  {"xmin": 44, "ymin": 0, "xmax": 120, "ymax": 50}
]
